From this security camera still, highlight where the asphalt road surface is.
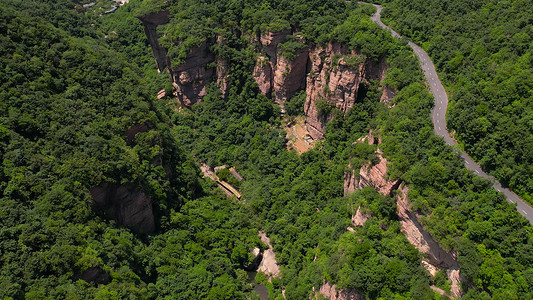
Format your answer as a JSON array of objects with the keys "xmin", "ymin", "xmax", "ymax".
[{"xmin": 360, "ymin": 2, "xmax": 533, "ymax": 224}]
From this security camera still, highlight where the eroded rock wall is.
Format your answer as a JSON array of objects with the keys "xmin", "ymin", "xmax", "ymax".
[
  {"xmin": 139, "ymin": 11, "xmax": 170, "ymax": 72},
  {"xmin": 138, "ymin": 13, "xmax": 224, "ymax": 107},
  {"xmin": 90, "ymin": 184, "xmax": 155, "ymax": 234},
  {"xmin": 273, "ymin": 47, "xmax": 309, "ymax": 104},
  {"xmin": 344, "ymin": 133, "xmax": 464, "ymax": 298},
  {"xmin": 141, "ymin": 16, "xmax": 394, "ymax": 117},
  {"xmin": 316, "ymin": 282, "xmax": 365, "ymax": 300},
  {"xmin": 304, "ymin": 44, "xmax": 390, "ymax": 139},
  {"xmin": 170, "ymin": 40, "xmax": 216, "ymax": 106}
]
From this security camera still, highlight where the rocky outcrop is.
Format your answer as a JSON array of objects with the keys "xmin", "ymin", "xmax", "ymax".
[
  {"xmin": 344, "ymin": 149, "xmax": 400, "ymax": 197},
  {"xmin": 273, "ymin": 47, "xmax": 309, "ymax": 104},
  {"xmin": 396, "ymin": 186, "xmax": 458, "ymax": 269},
  {"xmin": 257, "ymin": 232, "xmax": 280, "ymax": 279},
  {"xmin": 315, "ymin": 282, "xmax": 365, "ymax": 300},
  {"xmin": 139, "ymin": 11, "xmax": 170, "ymax": 72},
  {"xmin": 396, "ymin": 185, "xmax": 463, "ymax": 298},
  {"xmin": 138, "ymin": 13, "xmax": 223, "ymax": 107},
  {"xmin": 343, "ymin": 169, "xmax": 359, "ymax": 196},
  {"xmin": 90, "ymin": 184, "xmax": 155, "ymax": 234},
  {"xmin": 351, "ymin": 206, "xmax": 371, "ymax": 227},
  {"xmin": 253, "ymin": 56, "xmax": 273, "ymax": 96},
  {"xmin": 73, "ymin": 267, "xmax": 110, "ymax": 285},
  {"xmin": 358, "ymin": 149, "xmax": 401, "ymax": 196},
  {"xmin": 260, "ymin": 30, "xmax": 290, "ymax": 65},
  {"xmin": 304, "ymin": 44, "xmax": 389, "ymax": 139},
  {"xmin": 171, "ymin": 40, "xmax": 216, "ymax": 107},
  {"xmin": 380, "ymin": 85, "xmax": 396, "ymax": 103},
  {"xmin": 345, "ymin": 133, "xmax": 464, "ymax": 298},
  {"xmin": 142, "ymin": 17, "xmax": 395, "ymax": 122}
]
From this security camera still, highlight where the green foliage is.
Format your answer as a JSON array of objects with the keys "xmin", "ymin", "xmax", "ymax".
[
  {"xmin": 0, "ymin": 0, "xmax": 258, "ymax": 298},
  {"xmin": 3, "ymin": 0, "xmax": 532, "ymax": 298},
  {"xmin": 384, "ymin": 0, "xmax": 533, "ymax": 202},
  {"xmin": 284, "ymin": 91, "xmax": 306, "ymax": 117},
  {"xmin": 132, "ymin": 0, "xmax": 170, "ymax": 17},
  {"xmin": 316, "ymin": 99, "xmax": 334, "ymax": 119},
  {"xmin": 216, "ymin": 168, "xmax": 231, "ymax": 181},
  {"xmin": 278, "ymin": 36, "xmax": 307, "ymax": 61}
]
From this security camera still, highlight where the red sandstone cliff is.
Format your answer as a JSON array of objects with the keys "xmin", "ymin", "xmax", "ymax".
[
  {"xmin": 344, "ymin": 134, "xmax": 464, "ymax": 298},
  {"xmin": 304, "ymin": 43, "xmax": 389, "ymax": 139},
  {"xmin": 138, "ymin": 13, "xmax": 227, "ymax": 107},
  {"xmin": 170, "ymin": 40, "xmax": 216, "ymax": 106},
  {"xmin": 141, "ymin": 15, "xmax": 395, "ymax": 128},
  {"xmin": 254, "ymin": 56, "xmax": 273, "ymax": 96}
]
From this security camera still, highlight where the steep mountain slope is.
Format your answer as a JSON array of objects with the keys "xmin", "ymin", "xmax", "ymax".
[{"xmin": 383, "ymin": 0, "xmax": 533, "ymax": 204}]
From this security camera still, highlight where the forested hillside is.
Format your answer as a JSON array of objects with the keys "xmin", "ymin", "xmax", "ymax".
[
  {"xmin": 1, "ymin": 0, "xmax": 532, "ymax": 299},
  {"xmin": 382, "ymin": 0, "xmax": 533, "ymax": 203},
  {"xmin": 0, "ymin": 0, "xmax": 259, "ymax": 298}
]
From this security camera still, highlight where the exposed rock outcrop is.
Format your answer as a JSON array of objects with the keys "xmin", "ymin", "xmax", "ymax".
[
  {"xmin": 344, "ymin": 149, "xmax": 400, "ymax": 197},
  {"xmin": 260, "ymin": 30, "xmax": 290, "ymax": 65},
  {"xmin": 90, "ymin": 184, "xmax": 155, "ymax": 234},
  {"xmin": 304, "ymin": 44, "xmax": 389, "ymax": 139},
  {"xmin": 343, "ymin": 169, "xmax": 359, "ymax": 196},
  {"xmin": 380, "ymin": 85, "xmax": 396, "ymax": 103},
  {"xmin": 351, "ymin": 206, "xmax": 371, "ymax": 227},
  {"xmin": 171, "ymin": 40, "xmax": 216, "ymax": 107},
  {"xmin": 358, "ymin": 149, "xmax": 401, "ymax": 196},
  {"xmin": 138, "ymin": 13, "xmax": 223, "ymax": 107},
  {"xmin": 396, "ymin": 185, "xmax": 460, "ymax": 273},
  {"xmin": 344, "ymin": 133, "xmax": 464, "ymax": 298},
  {"xmin": 315, "ymin": 282, "xmax": 365, "ymax": 300},
  {"xmin": 139, "ymin": 11, "xmax": 170, "ymax": 72},
  {"xmin": 257, "ymin": 231, "xmax": 280, "ymax": 279},
  {"xmin": 141, "ymin": 15, "xmax": 394, "ymax": 117},
  {"xmin": 253, "ymin": 56, "xmax": 273, "ymax": 96},
  {"xmin": 72, "ymin": 267, "xmax": 110, "ymax": 285},
  {"xmin": 273, "ymin": 47, "xmax": 309, "ymax": 104}
]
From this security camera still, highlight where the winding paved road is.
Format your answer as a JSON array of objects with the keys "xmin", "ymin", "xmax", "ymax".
[{"xmin": 360, "ymin": 2, "xmax": 533, "ymax": 224}]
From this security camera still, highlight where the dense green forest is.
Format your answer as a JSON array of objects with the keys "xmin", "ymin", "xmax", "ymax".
[
  {"xmin": 382, "ymin": 0, "xmax": 533, "ymax": 204},
  {"xmin": 1, "ymin": 0, "xmax": 532, "ymax": 299},
  {"xmin": 0, "ymin": 0, "xmax": 259, "ymax": 298}
]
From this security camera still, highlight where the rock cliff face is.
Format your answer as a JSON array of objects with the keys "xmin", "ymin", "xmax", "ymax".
[
  {"xmin": 170, "ymin": 40, "xmax": 217, "ymax": 106},
  {"xmin": 260, "ymin": 30, "xmax": 290, "ymax": 65},
  {"xmin": 315, "ymin": 282, "xmax": 365, "ymax": 300},
  {"xmin": 90, "ymin": 184, "xmax": 156, "ymax": 234},
  {"xmin": 138, "ymin": 13, "xmax": 226, "ymax": 107},
  {"xmin": 253, "ymin": 56, "xmax": 273, "ymax": 96},
  {"xmin": 344, "ymin": 133, "xmax": 464, "ymax": 298},
  {"xmin": 139, "ymin": 11, "xmax": 170, "ymax": 72},
  {"xmin": 304, "ymin": 44, "xmax": 389, "ymax": 139},
  {"xmin": 343, "ymin": 150, "xmax": 400, "ymax": 197},
  {"xmin": 273, "ymin": 47, "xmax": 309, "ymax": 104},
  {"xmin": 141, "ymin": 17, "xmax": 394, "ymax": 120}
]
